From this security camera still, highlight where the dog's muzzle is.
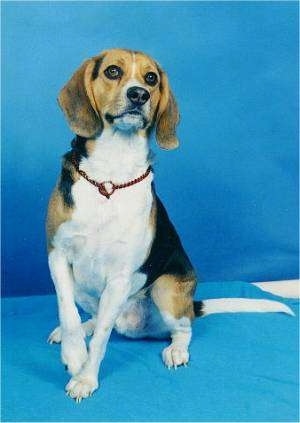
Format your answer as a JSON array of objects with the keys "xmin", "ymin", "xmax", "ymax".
[
  {"xmin": 105, "ymin": 86, "xmax": 150, "ymax": 130},
  {"xmin": 105, "ymin": 109, "xmax": 148, "ymax": 130}
]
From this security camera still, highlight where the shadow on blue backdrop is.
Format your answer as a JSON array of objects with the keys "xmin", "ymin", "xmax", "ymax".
[{"xmin": 2, "ymin": 1, "xmax": 298, "ymax": 297}]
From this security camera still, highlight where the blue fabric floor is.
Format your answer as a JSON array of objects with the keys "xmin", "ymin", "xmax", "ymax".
[{"xmin": 2, "ymin": 281, "xmax": 299, "ymax": 422}]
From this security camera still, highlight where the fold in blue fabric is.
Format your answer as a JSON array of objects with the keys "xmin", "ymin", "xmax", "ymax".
[{"xmin": 2, "ymin": 281, "xmax": 299, "ymax": 422}]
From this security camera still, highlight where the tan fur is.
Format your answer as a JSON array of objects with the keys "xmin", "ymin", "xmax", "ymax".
[
  {"xmin": 84, "ymin": 139, "xmax": 98, "ymax": 156},
  {"xmin": 156, "ymin": 72, "xmax": 180, "ymax": 150},
  {"xmin": 149, "ymin": 194, "xmax": 157, "ymax": 237},
  {"xmin": 151, "ymin": 273, "xmax": 196, "ymax": 320},
  {"xmin": 58, "ymin": 48, "xmax": 179, "ymax": 148},
  {"xmin": 46, "ymin": 159, "xmax": 78, "ymax": 252},
  {"xmin": 143, "ymin": 196, "xmax": 196, "ymax": 322},
  {"xmin": 46, "ymin": 188, "xmax": 72, "ymax": 252},
  {"xmin": 58, "ymin": 60, "xmax": 102, "ymax": 138}
]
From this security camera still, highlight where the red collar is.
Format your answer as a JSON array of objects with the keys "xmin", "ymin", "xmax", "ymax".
[{"xmin": 72, "ymin": 152, "xmax": 152, "ymax": 199}]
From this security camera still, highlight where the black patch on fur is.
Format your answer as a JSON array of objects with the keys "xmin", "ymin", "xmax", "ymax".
[
  {"xmin": 71, "ymin": 135, "xmax": 89, "ymax": 158},
  {"xmin": 58, "ymin": 159, "xmax": 74, "ymax": 207},
  {"xmin": 140, "ymin": 187, "xmax": 194, "ymax": 288},
  {"xmin": 91, "ymin": 57, "xmax": 103, "ymax": 80},
  {"xmin": 58, "ymin": 136, "xmax": 89, "ymax": 207},
  {"xmin": 193, "ymin": 301, "xmax": 204, "ymax": 317},
  {"xmin": 105, "ymin": 113, "xmax": 114, "ymax": 124}
]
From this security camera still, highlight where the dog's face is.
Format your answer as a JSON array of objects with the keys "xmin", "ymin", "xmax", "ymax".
[
  {"xmin": 58, "ymin": 48, "xmax": 180, "ymax": 149},
  {"xmin": 92, "ymin": 49, "xmax": 161, "ymax": 132}
]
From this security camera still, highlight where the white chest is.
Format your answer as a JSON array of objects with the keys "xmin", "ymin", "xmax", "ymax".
[{"xmin": 53, "ymin": 131, "xmax": 154, "ymax": 296}]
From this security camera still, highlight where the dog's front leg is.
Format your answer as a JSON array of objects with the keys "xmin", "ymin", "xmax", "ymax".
[
  {"xmin": 65, "ymin": 272, "xmax": 131, "ymax": 402},
  {"xmin": 48, "ymin": 249, "xmax": 88, "ymax": 375}
]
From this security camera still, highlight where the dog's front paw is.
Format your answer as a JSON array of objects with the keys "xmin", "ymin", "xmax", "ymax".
[
  {"xmin": 48, "ymin": 326, "xmax": 62, "ymax": 344},
  {"xmin": 162, "ymin": 344, "xmax": 189, "ymax": 369},
  {"xmin": 66, "ymin": 374, "xmax": 99, "ymax": 402},
  {"xmin": 61, "ymin": 332, "xmax": 88, "ymax": 376}
]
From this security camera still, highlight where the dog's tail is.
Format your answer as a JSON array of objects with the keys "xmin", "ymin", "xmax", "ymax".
[
  {"xmin": 193, "ymin": 280, "xmax": 299, "ymax": 318},
  {"xmin": 194, "ymin": 298, "xmax": 294, "ymax": 317}
]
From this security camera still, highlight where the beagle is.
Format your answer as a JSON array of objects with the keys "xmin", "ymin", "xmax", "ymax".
[{"xmin": 47, "ymin": 48, "xmax": 294, "ymax": 402}]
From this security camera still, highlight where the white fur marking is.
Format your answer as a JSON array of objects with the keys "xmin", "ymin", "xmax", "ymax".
[
  {"xmin": 131, "ymin": 52, "xmax": 136, "ymax": 78},
  {"xmin": 48, "ymin": 250, "xmax": 88, "ymax": 375},
  {"xmin": 66, "ymin": 274, "xmax": 132, "ymax": 400},
  {"xmin": 160, "ymin": 312, "xmax": 192, "ymax": 369},
  {"xmin": 48, "ymin": 319, "xmax": 95, "ymax": 344},
  {"xmin": 53, "ymin": 128, "xmax": 155, "ymax": 400},
  {"xmin": 53, "ymin": 129, "xmax": 154, "ymax": 302},
  {"xmin": 202, "ymin": 298, "xmax": 294, "ymax": 316}
]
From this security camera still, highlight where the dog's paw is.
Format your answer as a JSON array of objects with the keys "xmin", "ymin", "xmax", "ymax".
[
  {"xmin": 48, "ymin": 326, "xmax": 62, "ymax": 344},
  {"xmin": 66, "ymin": 375, "xmax": 99, "ymax": 402},
  {"xmin": 162, "ymin": 344, "xmax": 189, "ymax": 369},
  {"xmin": 61, "ymin": 333, "xmax": 88, "ymax": 376}
]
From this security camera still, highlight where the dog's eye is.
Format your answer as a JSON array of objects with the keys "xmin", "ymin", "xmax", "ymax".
[
  {"xmin": 104, "ymin": 65, "xmax": 123, "ymax": 80},
  {"xmin": 144, "ymin": 72, "xmax": 158, "ymax": 86}
]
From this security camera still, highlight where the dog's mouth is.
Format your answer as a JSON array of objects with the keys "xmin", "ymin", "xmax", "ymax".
[
  {"xmin": 105, "ymin": 109, "xmax": 143, "ymax": 122},
  {"xmin": 105, "ymin": 109, "xmax": 148, "ymax": 131}
]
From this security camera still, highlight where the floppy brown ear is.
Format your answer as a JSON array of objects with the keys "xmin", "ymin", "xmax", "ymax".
[
  {"xmin": 58, "ymin": 59, "xmax": 102, "ymax": 138},
  {"xmin": 156, "ymin": 69, "xmax": 180, "ymax": 150}
]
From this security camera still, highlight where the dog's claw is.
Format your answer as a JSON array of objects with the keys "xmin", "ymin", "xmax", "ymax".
[
  {"xmin": 162, "ymin": 344, "xmax": 190, "ymax": 369},
  {"xmin": 65, "ymin": 376, "xmax": 98, "ymax": 402}
]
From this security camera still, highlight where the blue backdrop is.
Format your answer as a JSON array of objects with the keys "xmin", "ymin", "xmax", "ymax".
[{"xmin": 2, "ymin": 2, "xmax": 298, "ymax": 296}]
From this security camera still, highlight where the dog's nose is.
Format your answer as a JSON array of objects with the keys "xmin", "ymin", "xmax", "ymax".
[{"xmin": 127, "ymin": 86, "xmax": 150, "ymax": 106}]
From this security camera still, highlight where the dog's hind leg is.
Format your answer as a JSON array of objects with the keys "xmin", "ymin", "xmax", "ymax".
[
  {"xmin": 151, "ymin": 273, "xmax": 196, "ymax": 369},
  {"xmin": 48, "ymin": 318, "xmax": 96, "ymax": 344}
]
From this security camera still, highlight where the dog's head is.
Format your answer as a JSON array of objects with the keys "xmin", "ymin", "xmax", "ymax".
[{"xmin": 58, "ymin": 48, "xmax": 179, "ymax": 149}]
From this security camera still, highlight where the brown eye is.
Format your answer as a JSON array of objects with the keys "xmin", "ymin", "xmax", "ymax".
[
  {"xmin": 104, "ymin": 65, "xmax": 123, "ymax": 80},
  {"xmin": 144, "ymin": 72, "xmax": 158, "ymax": 86}
]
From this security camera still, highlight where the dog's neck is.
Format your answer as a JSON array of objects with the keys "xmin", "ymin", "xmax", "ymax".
[{"xmin": 78, "ymin": 127, "xmax": 152, "ymax": 183}]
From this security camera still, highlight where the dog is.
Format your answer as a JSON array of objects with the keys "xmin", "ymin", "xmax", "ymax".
[{"xmin": 47, "ymin": 48, "xmax": 294, "ymax": 402}]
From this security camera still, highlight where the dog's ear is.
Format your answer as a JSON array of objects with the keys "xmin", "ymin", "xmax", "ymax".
[
  {"xmin": 58, "ymin": 59, "xmax": 102, "ymax": 138},
  {"xmin": 155, "ymin": 68, "xmax": 180, "ymax": 150}
]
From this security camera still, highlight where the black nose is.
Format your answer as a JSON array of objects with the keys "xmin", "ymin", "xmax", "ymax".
[{"xmin": 127, "ymin": 86, "xmax": 150, "ymax": 106}]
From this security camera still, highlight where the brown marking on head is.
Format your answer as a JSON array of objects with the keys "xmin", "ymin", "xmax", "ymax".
[
  {"xmin": 58, "ymin": 48, "xmax": 180, "ymax": 148},
  {"xmin": 151, "ymin": 272, "xmax": 196, "ymax": 320}
]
